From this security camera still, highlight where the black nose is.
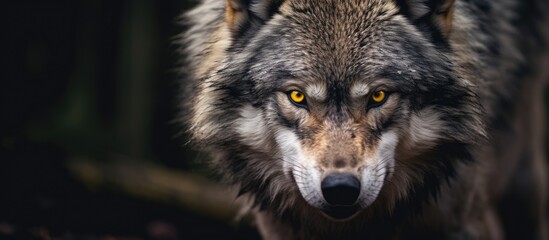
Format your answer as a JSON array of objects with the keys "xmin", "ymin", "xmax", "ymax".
[{"xmin": 321, "ymin": 173, "xmax": 361, "ymax": 206}]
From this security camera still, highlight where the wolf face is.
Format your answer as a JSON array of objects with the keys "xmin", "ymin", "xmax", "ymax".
[{"xmin": 182, "ymin": 0, "xmax": 485, "ymax": 222}]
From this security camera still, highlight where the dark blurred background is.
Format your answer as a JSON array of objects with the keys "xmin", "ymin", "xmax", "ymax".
[{"xmin": 2, "ymin": 1, "xmax": 259, "ymax": 239}]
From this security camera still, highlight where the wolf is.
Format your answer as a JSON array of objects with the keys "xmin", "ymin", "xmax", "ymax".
[{"xmin": 178, "ymin": 0, "xmax": 549, "ymax": 239}]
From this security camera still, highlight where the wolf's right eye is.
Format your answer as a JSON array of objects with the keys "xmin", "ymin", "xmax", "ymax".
[
  {"xmin": 371, "ymin": 90, "xmax": 386, "ymax": 103},
  {"xmin": 288, "ymin": 90, "xmax": 307, "ymax": 108},
  {"xmin": 367, "ymin": 90, "xmax": 388, "ymax": 109}
]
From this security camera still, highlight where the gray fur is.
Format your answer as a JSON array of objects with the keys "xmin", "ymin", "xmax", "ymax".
[{"xmin": 178, "ymin": 0, "xmax": 549, "ymax": 238}]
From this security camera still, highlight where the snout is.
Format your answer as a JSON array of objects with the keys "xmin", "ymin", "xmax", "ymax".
[
  {"xmin": 320, "ymin": 173, "xmax": 362, "ymax": 220},
  {"xmin": 321, "ymin": 173, "xmax": 361, "ymax": 206}
]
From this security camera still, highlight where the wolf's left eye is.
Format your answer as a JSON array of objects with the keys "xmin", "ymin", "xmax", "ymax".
[
  {"xmin": 368, "ymin": 90, "xmax": 388, "ymax": 108},
  {"xmin": 288, "ymin": 90, "xmax": 307, "ymax": 107}
]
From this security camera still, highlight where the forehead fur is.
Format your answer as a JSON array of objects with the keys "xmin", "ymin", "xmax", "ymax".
[
  {"xmin": 283, "ymin": 0, "xmax": 399, "ymax": 20},
  {"xmin": 279, "ymin": 0, "xmax": 401, "ymax": 81}
]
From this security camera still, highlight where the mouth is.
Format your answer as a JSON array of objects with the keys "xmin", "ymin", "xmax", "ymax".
[{"xmin": 320, "ymin": 205, "xmax": 361, "ymax": 221}]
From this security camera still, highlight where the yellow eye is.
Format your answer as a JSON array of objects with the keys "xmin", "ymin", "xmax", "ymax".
[
  {"xmin": 289, "ymin": 90, "xmax": 306, "ymax": 104},
  {"xmin": 371, "ymin": 90, "xmax": 386, "ymax": 103}
]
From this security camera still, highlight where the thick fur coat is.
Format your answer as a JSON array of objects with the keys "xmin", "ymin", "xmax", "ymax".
[{"xmin": 178, "ymin": 0, "xmax": 549, "ymax": 239}]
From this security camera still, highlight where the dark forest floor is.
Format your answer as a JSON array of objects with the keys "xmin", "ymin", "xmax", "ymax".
[{"xmin": 0, "ymin": 141, "xmax": 260, "ymax": 240}]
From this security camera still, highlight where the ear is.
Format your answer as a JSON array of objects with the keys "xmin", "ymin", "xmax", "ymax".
[
  {"xmin": 226, "ymin": 0, "xmax": 285, "ymax": 34},
  {"xmin": 226, "ymin": 0, "xmax": 249, "ymax": 31},
  {"xmin": 433, "ymin": 0, "xmax": 455, "ymax": 37},
  {"xmin": 396, "ymin": 0, "xmax": 456, "ymax": 39}
]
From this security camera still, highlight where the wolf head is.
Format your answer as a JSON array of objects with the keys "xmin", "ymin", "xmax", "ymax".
[{"xmin": 182, "ymin": 0, "xmax": 485, "ymax": 221}]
